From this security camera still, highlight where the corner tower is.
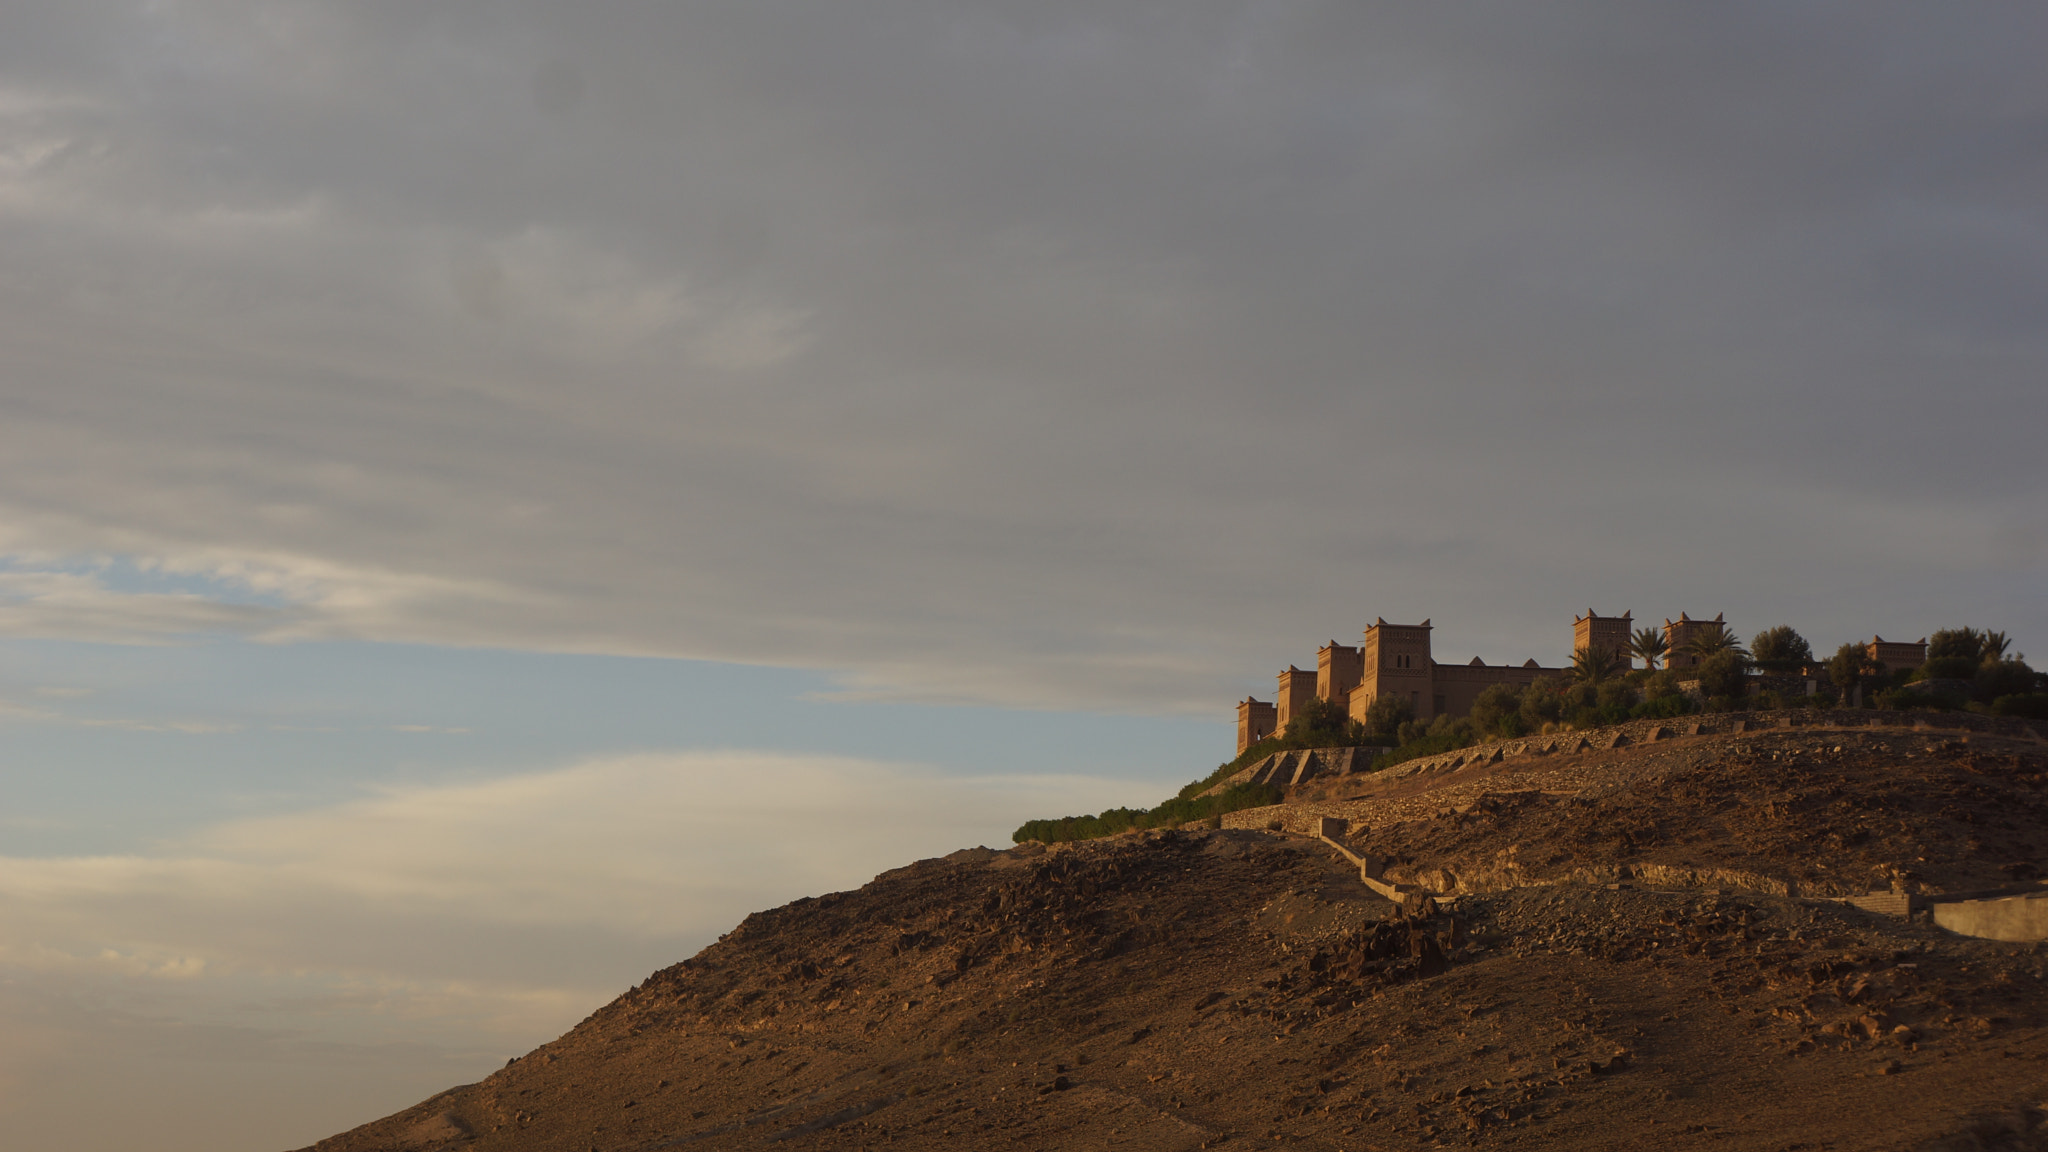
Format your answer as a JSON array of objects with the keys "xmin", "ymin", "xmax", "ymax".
[
  {"xmin": 1236, "ymin": 698, "xmax": 1276, "ymax": 754},
  {"xmin": 1573, "ymin": 609, "xmax": 1634, "ymax": 669}
]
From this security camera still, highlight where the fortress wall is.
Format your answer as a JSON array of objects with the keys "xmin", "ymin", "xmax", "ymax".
[{"xmin": 1430, "ymin": 662, "xmax": 1564, "ymax": 719}]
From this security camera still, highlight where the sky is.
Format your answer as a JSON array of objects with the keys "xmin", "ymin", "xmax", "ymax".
[{"xmin": 1, "ymin": 3, "xmax": 2044, "ymax": 1149}]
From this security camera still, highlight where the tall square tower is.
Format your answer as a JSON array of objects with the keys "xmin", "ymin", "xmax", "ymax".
[
  {"xmin": 1316, "ymin": 641, "xmax": 1363, "ymax": 703},
  {"xmin": 1276, "ymin": 666, "xmax": 1318, "ymax": 734},
  {"xmin": 1573, "ymin": 609, "xmax": 1634, "ymax": 669},
  {"xmin": 1357, "ymin": 618, "xmax": 1435, "ymax": 720},
  {"xmin": 1237, "ymin": 698, "xmax": 1276, "ymax": 754}
]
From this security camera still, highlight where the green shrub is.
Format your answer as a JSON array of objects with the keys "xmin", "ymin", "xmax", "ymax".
[
  {"xmin": 1012, "ymin": 780, "xmax": 1284, "ymax": 844},
  {"xmin": 1918, "ymin": 656, "xmax": 1978, "ymax": 683},
  {"xmin": 1369, "ymin": 729, "xmax": 1477, "ymax": 772},
  {"xmin": 1629, "ymin": 693, "xmax": 1695, "ymax": 720},
  {"xmin": 1875, "ymin": 684, "xmax": 1967, "ymax": 712},
  {"xmin": 1362, "ymin": 694, "xmax": 1414, "ymax": 743},
  {"xmin": 1974, "ymin": 659, "xmax": 2036, "ymax": 703},
  {"xmin": 1927, "ymin": 627, "xmax": 1987, "ymax": 665},
  {"xmin": 1284, "ymin": 696, "xmax": 1369, "ymax": 746},
  {"xmin": 1827, "ymin": 643, "xmax": 1877, "ymax": 694},
  {"xmin": 1694, "ymin": 650, "xmax": 1751, "ymax": 700},
  {"xmin": 1468, "ymin": 682, "xmax": 1525, "ymax": 736},
  {"xmin": 1517, "ymin": 677, "xmax": 1568, "ymax": 729},
  {"xmin": 1641, "ymin": 669, "xmax": 1684, "ymax": 700},
  {"xmin": 1991, "ymin": 693, "xmax": 2048, "ymax": 720},
  {"xmin": 1596, "ymin": 679, "xmax": 1638, "ymax": 713},
  {"xmin": 1750, "ymin": 625, "xmax": 1814, "ymax": 672}
]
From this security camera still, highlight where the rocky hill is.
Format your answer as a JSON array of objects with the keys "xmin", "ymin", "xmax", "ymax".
[{"xmin": 302, "ymin": 720, "xmax": 2048, "ymax": 1152}]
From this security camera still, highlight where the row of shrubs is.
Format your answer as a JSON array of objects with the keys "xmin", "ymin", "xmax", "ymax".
[
  {"xmin": 1369, "ymin": 670, "xmax": 1700, "ymax": 770},
  {"xmin": 1009, "ymin": 780, "xmax": 1283, "ymax": 845}
]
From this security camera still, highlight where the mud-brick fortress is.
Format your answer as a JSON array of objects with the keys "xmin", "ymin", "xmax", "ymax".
[{"xmin": 1235, "ymin": 610, "xmax": 1926, "ymax": 754}]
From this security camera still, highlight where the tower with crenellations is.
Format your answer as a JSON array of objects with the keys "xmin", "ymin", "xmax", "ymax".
[{"xmin": 1573, "ymin": 609, "xmax": 1634, "ymax": 670}]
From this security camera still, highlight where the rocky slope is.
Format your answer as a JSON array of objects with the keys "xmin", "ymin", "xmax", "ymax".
[{"xmin": 302, "ymin": 724, "xmax": 2048, "ymax": 1152}]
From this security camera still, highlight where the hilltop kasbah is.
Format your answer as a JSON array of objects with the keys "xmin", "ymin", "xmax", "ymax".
[{"xmin": 1236, "ymin": 611, "xmax": 1923, "ymax": 753}]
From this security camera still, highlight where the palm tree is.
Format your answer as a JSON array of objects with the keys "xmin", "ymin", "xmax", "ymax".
[
  {"xmin": 1628, "ymin": 627, "xmax": 1669, "ymax": 671},
  {"xmin": 1683, "ymin": 622, "xmax": 1745, "ymax": 662},
  {"xmin": 1982, "ymin": 630, "xmax": 2012, "ymax": 663},
  {"xmin": 1571, "ymin": 644, "xmax": 1622, "ymax": 684}
]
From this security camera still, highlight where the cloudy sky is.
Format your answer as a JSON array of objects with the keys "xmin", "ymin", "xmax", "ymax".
[{"xmin": 2, "ymin": 3, "xmax": 2044, "ymax": 1148}]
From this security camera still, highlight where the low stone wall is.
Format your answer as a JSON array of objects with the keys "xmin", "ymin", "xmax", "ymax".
[{"xmin": 1932, "ymin": 892, "xmax": 2048, "ymax": 942}]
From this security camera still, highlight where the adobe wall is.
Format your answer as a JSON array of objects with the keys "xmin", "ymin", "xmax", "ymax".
[
  {"xmin": 1869, "ymin": 637, "xmax": 1928, "ymax": 672},
  {"xmin": 1430, "ymin": 660, "xmax": 1564, "ymax": 720}
]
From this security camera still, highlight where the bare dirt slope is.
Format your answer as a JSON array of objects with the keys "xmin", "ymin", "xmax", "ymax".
[{"xmin": 302, "ymin": 728, "xmax": 2048, "ymax": 1152}]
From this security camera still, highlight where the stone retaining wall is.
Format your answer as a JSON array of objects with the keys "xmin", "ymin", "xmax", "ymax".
[{"xmin": 1932, "ymin": 892, "xmax": 2048, "ymax": 942}]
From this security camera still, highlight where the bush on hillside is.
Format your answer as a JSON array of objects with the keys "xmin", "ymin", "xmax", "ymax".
[
  {"xmin": 1467, "ymin": 682, "xmax": 1525, "ymax": 738},
  {"xmin": 1361, "ymin": 694, "xmax": 1414, "ymax": 743},
  {"xmin": 1991, "ymin": 693, "xmax": 2048, "ymax": 720},
  {"xmin": 1629, "ymin": 693, "xmax": 1695, "ymax": 720},
  {"xmin": 1012, "ymin": 780, "xmax": 1283, "ymax": 844},
  {"xmin": 1974, "ymin": 659, "xmax": 2037, "ymax": 704},
  {"xmin": 1750, "ymin": 625, "xmax": 1814, "ymax": 672},
  {"xmin": 1694, "ymin": 650, "xmax": 1751, "ymax": 701},
  {"xmin": 1918, "ymin": 656, "xmax": 1979, "ymax": 683},
  {"xmin": 1284, "ymin": 696, "xmax": 1370, "ymax": 746},
  {"xmin": 1828, "ymin": 643, "xmax": 1877, "ymax": 694},
  {"xmin": 1927, "ymin": 627, "xmax": 1988, "ymax": 665}
]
